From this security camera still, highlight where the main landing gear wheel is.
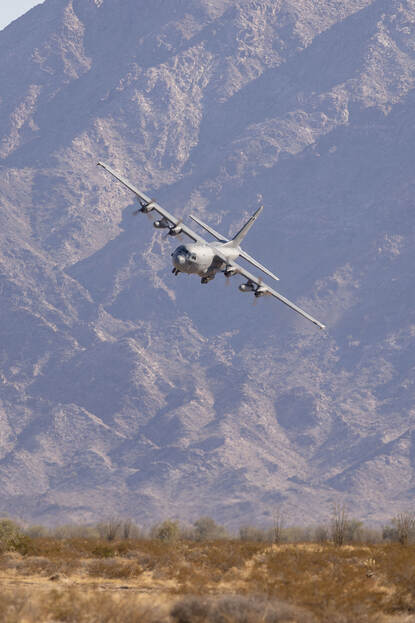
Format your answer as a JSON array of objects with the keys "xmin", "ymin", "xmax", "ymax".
[
  {"xmin": 201, "ymin": 277, "xmax": 209, "ymax": 284},
  {"xmin": 172, "ymin": 268, "xmax": 180, "ymax": 276}
]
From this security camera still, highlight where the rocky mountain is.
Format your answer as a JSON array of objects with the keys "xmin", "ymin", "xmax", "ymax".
[{"xmin": 0, "ymin": 0, "xmax": 414, "ymax": 528}]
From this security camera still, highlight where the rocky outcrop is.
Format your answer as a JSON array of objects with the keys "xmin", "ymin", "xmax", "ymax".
[{"xmin": 0, "ymin": 0, "xmax": 414, "ymax": 527}]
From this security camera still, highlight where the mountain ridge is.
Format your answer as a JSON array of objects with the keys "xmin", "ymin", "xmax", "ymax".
[{"xmin": 0, "ymin": 0, "xmax": 414, "ymax": 527}]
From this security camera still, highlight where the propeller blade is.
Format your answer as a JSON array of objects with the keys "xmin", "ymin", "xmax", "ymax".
[{"xmin": 253, "ymin": 278, "xmax": 264, "ymax": 304}]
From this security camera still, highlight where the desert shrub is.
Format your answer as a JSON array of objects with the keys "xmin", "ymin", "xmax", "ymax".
[
  {"xmin": 24, "ymin": 524, "xmax": 49, "ymax": 538},
  {"xmin": 331, "ymin": 504, "xmax": 348, "ymax": 546},
  {"xmin": 171, "ymin": 541, "xmax": 264, "ymax": 592},
  {"xmin": 171, "ymin": 594, "xmax": 315, "ymax": 623},
  {"xmin": 91, "ymin": 544, "xmax": 116, "ymax": 558},
  {"xmin": 16, "ymin": 536, "xmax": 140, "ymax": 560},
  {"xmin": 364, "ymin": 527, "xmax": 382, "ymax": 543},
  {"xmin": 345, "ymin": 519, "xmax": 364, "ymax": 543},
  {"xmin": 151, "ymin": 520, "xmax": 180, "ymax": 543},
  {"xmin": 382, "ymin": 524, "xmax": 398, "ymax": 542},
  {"xmin": 11, "ymin": 555, "xmax": 79, "ymax": 577},
  {"xmin": 239, "ymin": 525, "xmax": 271, "ymax": 542},
  {"xmin": 283, "ymin": 526, "xmax": 314, "ymax": 543},
  {"xmin": 272, "ymin": 511, "xmax": 285, "ymax": 544},
  {"xmin": 97, "ymin": 518, "xmax": 122, "ymax": 541},
  {"xmin": 119, "ymin": 519, "xmax": 143, "ymax": 540},
  {"xmin": 52, "ymin": 523, "xmax": 101, "ymax": 539},
  {"xmin": 179, "ymin": 524, "xmax": 197, "ymax": 540},
  {"xmin": 86, "ymin": 558, "xmax": 143, "ymax": 579},
  {"xmin": 88, "ymin": 540, "xmax": 131, "ymax": 558},
  {"xmin": 391, "ymin": 512, "xmax": 415, "ymax": 545},
  {"xmin": 193, "ymin": 517, "xmax": 228, "ymax": 541},
  {"xmin": 249, "ymin": 543, "xmax": 389, "ymax": 620},
  {"xmin": 171, "ymin": 596, "xmax": 209, "ymax": 623},
  {"xmin": 314, "ymin": 525, "xmax": 329, "ymax": 543},
  {"xmin": 0, "ymin": 586, "xmax": 165, "ymax": 623},
  {"xmin": 329, "ymin": 505, "xmax": 365, "ymax": 545},
  {"xmin": 0, "ymin": 518, "xmax": 32, "ymax": 554},
  {"xmin": 187, "ymin": 542, "xmax": 261, "ymax": 574}
]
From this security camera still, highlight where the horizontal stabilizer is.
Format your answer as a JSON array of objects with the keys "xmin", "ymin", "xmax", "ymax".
[{"xmin": 239, "ymin": 249, "xmax": 279, "ymax": 282}]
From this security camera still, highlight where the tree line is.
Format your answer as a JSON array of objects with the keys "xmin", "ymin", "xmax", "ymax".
[{"xmin": 1, "ymin": 505, "xmax": 415, "ymax": 553}]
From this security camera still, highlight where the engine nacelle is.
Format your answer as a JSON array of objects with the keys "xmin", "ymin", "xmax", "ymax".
[
  {"xmin": 254, "ymin": 286, "xmax": 267, "ymax": 297},
  {"xmin": 168, "ymin": 226, "xmax": 183, "ymax": 236},
  {"xmin": 139, "ymin": 200, "xmax": 156, "ymax": 213},
  {"xmin": 153, "ymin": 218, "xmax": 169, "ymax": 229},
  {"xmin": 239, "ymin": 281, "xmax": 255, "ymax": 292},
  {"xmin": 224, "ymin": 267, "xmax": 237, "ymax": 277}
]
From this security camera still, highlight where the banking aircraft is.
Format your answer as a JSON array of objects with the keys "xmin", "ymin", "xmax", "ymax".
[{"xmin": 98, "ymin": 162, "xmax": 325, "ymax": 330}]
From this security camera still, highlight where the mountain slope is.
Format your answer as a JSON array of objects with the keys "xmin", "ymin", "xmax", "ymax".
[{"xmin": 0, "ymin": 0, "xmax": 414, "ymax": 527}]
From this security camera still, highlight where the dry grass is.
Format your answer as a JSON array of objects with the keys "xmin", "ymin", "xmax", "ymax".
[
  {"xmin": 85, "ymin": 558, "xmax": 143, "ymax": 579},
  {"xmin": 170, "ymin": 594, "xmax": 315, "ymax": 623},
  {"xmin": 0, "ymin": 586, "xmax": 166, "ymax": 623},
  {"xmin": 2, "ymin": 540, "xmax": 415, "ymax": 621}
]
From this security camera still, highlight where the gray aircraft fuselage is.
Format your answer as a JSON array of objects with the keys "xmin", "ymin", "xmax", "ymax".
[{"xmin": 172, "ymin": 242, "xmax": 239, "ymax": 280}]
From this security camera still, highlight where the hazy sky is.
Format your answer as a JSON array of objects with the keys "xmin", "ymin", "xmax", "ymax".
[{"xmin": 0, "ymin": 0, "xmax": 44, "ymax": 31}]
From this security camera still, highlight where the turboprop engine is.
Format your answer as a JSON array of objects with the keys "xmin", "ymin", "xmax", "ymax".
[
  {"xmin": 153, "ymin": 218, "xmax": 169, "ymax": 229},
  {"xmin": 254, "ymin": 286, "xmax": 267, "ymax": 297},
  {"xmin": 137, "ymin": 199, "xmax": 155, "ymax": 214},
  {"xmin": 224, "ymin": 267, "xmax": 238, "ymax": 278},
  {"xmin": 168, "ymin": 224, "xmax": 183, "ymax": 236},
  {"xmin": 239, "ymin": 281, "xmax": 255, "ymax": 292}
]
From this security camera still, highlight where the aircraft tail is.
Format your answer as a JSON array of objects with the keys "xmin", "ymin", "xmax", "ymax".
[{"xmin": 228, "ymin": 205, "xmax": 263, "ymax": 247}]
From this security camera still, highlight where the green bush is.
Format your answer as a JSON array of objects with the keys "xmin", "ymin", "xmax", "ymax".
[
  {"xmin": 193, "ymin": 517, "xmax": 228, "ymax": 541},
  {"xmin": 0, "ymin": 519, "xmax": 32, "ymax": 554},
  {"xmin": 151, "ymin": 520, "xmax": 180, "ymax": 543}
]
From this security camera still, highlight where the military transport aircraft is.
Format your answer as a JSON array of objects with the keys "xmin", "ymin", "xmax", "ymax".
[{"xmin": 97, "ymin": 162, "xmax": 325, "ymax": 330}]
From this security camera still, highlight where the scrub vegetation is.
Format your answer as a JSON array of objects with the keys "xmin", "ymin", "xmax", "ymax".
[{"xmin": 1, "ymin": 513, "xmax": 415, "ymax": 621}]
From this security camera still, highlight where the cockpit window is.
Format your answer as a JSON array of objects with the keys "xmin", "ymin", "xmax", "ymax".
[{"xmin": 190, "ymin": 254, "xmax": 197, "ymax": 261}]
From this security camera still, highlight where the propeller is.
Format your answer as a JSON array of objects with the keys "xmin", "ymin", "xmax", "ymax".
[
  {"xmin": 133, "ymin": 198, "xmax": 156, "ymax": 216},
  {"xmin": 223, "ymin": 266, "xmax": 239, "ymax": 286},
  {"xmin": 253, "ymin": 278, "xmax": 267, "ymax": 305}
]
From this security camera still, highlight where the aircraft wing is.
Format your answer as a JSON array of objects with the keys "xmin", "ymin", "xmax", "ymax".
[
  {"xmin": 214, "ymin": 250, "xmax": 325, "ymax": 330},
  {"xmin": 189, "ymin": 214, "xmax": 229, "ymax": 243},
  {"xmin": 97, "ymin": 162, "xmax": 206, "ymax": 244}
]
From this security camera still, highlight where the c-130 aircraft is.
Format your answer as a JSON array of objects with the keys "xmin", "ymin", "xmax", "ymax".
[{"xmin": 98, "ymin": 162, "xmax": 325, "ymax": 330}]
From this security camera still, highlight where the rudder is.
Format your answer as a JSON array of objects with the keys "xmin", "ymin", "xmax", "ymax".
[{"xmin": 228, "ymin": 205, "xmax": 263, "ymax": 247}]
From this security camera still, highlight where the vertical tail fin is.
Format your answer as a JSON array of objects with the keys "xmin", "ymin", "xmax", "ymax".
[{"xmin": 228, "ymin": 205, "xmax": 263, "ymax": 247}]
